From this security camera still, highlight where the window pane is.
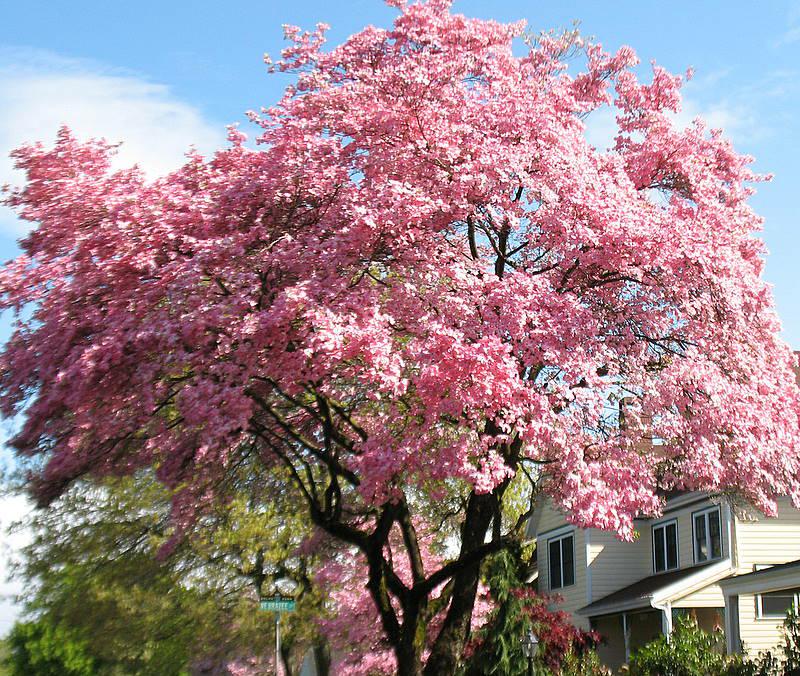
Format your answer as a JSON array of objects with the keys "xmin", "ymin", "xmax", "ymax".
[
  {"xmin": 761, "ymin": 592, "xmax": 795, "ymax": 617},
  {"xmin": 654, "ymin": 526, "xmax": 666, "ymax": 572},
  {"xmin": 666, "ymin": 523, "xmax": 679, "ymax": 570},
  {"xmin": 695, "ymin": 514, "xmax": 708, "ymax": 562},
  {"xmin": 562, "ymin": 536, "xmax": 575, "ymax": 587},
  {"xmin": 709, "ymin": 510, "xmax": 722, "ymax": 559},
  {"xmin": 549, "ymin": 539, "xmax": 562, "ymax": 589}
]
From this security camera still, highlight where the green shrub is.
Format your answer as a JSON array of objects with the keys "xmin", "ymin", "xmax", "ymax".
[
  {"xmin": 628, "ymin": 615, "xmax": 729, "ymax": 676},
  {"xmin": 627, "ymin": 607, "xmax": 800, "ymax": 676},
  {"xmin": 736, "ymin": 606, "xmax": 800, "ymax": 676}
]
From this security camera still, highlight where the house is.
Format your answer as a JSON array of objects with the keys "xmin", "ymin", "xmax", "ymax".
[
  {"xmin": 720, "ymin": 557, "xmax": 800, "ymax": 657},
  {"xmin": 526, "ymin": 491, "xmax": 800, "ymax": 670}
]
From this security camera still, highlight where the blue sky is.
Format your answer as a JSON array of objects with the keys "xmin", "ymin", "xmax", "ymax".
[{"xmin": 0, "ymin": 0, "xmax": 799, "ymax": 633}]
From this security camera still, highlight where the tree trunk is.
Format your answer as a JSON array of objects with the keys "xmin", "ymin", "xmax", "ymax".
[
  {"xmin": 422, "ymin": 491, "xmax": 497, "ymax": 675},
  {"xmin": 395, "ymin": 595, "xmax": 427, "ymax": 676},
  {"xmin": 313, "ymin": 642, "xmax": 331, "ymax": 676},
  {"xmin": 280, "ymin": 642, "xmax": 293, "ymax": 676},
  {"xmin": 396, "ymin": 644, "xmax": 425, "ymax": 676}
]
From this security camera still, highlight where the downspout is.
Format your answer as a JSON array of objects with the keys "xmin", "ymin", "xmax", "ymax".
[
  {"xmin": 724, "ymin": 502, "xmax": 736, "ymax": 569},
  {"xmin": 651, "ymin": 599, "xmax": 673, "ymax": 642},
  {"xmin": 585, "ymin": 529, "xmax": 593, "ymax": 606}
]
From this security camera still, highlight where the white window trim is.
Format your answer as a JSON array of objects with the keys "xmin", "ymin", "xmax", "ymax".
[
  {"xmin": 652, "ymin": 518, "xmax": 679, "ymax": 573},
  {"xmin": 548, "ymin": 531, "xmax": 575, "ymax": 591},
  {"xmin": 756, "ymin": 589, "xmax": 800, "ymax": 620},
  {"xmin": 692, "ymin": 506, "xmax": 723, "ymax": 564}
]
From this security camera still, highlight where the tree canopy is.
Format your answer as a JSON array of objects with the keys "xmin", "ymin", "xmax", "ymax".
[
  {"xmin": 4, "ymin": 469, "xmax": 328, "ymax": 675},
  {"xmin": 2, "ymin": 1, "xmax": 799, "ymax": 673}
]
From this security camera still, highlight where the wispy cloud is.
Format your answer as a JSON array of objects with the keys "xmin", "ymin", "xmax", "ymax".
[
  {"xmin": 775, "ymin": 3, "xmax": 800, "ymax": 46},
  {"xmin": 582, "ymin": 93, "xmax": 759, "ymax": 154},
  {"xmin": 0, "ymin": 427, "xmax": 32, "ymax": 638},
  {"xmin": 583, "ymin": 65, "xmax": 798, "ymax": 157},
  {"xmin": 0, "ymin": 48, "xmax": 225, "ymax": 236},
  {"xmin": 0, "ymin": 492, "xmax": 32, "ymax": 637},
  {"xmin": 0, "ymin": 51, "xmax": 227, "ymax": 629}
]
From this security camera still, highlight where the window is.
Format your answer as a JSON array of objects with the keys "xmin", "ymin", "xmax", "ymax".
[
  {"xmin": 693, "ymin": 507, "xmax": 722, "ymax": 563},
  {"xmin": 757, "ymin": 588, "xmax": 800, "ymax": 619},
  {"xmin": 548, "ymin": 533, "xmax": 575, "ymax": 590},
  {"xmin": 653, "ymin": 520, "xmax": 679, "ymax": 572}
]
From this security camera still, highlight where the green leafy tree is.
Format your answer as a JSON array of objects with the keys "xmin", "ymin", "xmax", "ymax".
[
  {"xmin": 5, "ymin": 465, "xmax": 328, "ymax": 675},
  {"xmin": 461, "ymin": 550, "xmax": 535, "ymax": 676},
  {"xmin": 5, "ymin": 620, "xmax": 96, "ymax": 676},
  {"xmin": 462, "ymin": 549, "xmax": 602, "ymax": 676}
]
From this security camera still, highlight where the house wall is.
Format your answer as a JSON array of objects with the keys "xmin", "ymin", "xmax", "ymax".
[
  {"xmin": 586, "ymin": 527, "xmax": 650, "ymax": 602},
  {"xmin": 673, "ymin": 583, "xmax": 725, "ymax": 608},
  {"xmin": 535, "ymin": 498, "xmax": 570, "ymax": 535},
  {"xmin": 538, "ymin": 525, "xmax": 590, "ymax": 630},
  {"xmin": 737, "ymin": 592, "xmax": 785, "ymax": 657},
  {"xmin": 661, "ymin": 497, "xmax": 731, "ymax": 570},
  {"xmin": 586, "ymin": 496, "xmax": 731, "ymax": 606},
  {"xmin": 535, "ymin": 500, "xmax": 590, "ymax": 629},
  {"xmin": 533, "ymin": 495, "xmax": 734, "ymax": 631},
  {"xmin": 735, "ymin": 497, "xmax": 800, "ymax": 572}
]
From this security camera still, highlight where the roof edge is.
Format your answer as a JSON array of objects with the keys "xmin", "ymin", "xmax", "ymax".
[
  {"xmin": 652, "ymin": 559, "xmax": 734, "ymax": 605},
  {"xmin": 577, "ymin": 559, "xmax": 733, "ymax": 618}
]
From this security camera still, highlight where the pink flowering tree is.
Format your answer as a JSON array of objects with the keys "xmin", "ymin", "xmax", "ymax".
[{"xmin": 2, "ymin": 1, "xmax": 800, "ymax": 673}]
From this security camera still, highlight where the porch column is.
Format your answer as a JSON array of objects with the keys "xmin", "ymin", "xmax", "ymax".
[
  {"xmin": 622, "ymin": 612, "xmax": 630, "ymax": 662},
  {"xmin": 724, "ymin": 594, "xmax": 741, "ymax": 654}
]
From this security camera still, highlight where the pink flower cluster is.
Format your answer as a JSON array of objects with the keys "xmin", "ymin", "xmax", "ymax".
[{"xmin": 1, "ymin": 0, "xmax": 798, "ymax": 569}]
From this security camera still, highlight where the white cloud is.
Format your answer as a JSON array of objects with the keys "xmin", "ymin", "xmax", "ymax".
[
  {"xmin": 0, "ymin": 48, "xmax": 224, "ymax": 632},
  {"xmin": 674, "ymin": 98, "xmax": 759, "ymax": 143},
  {"xmin": 581, "ymin": 85, "xmax": 763, "ymax": 155},
  {"xmin": 777, "ymin": 25, "xmax": 800, "ymax": 46},
  {"xmin": 582, "ymin": 105, "xmax": 618, "ymax": 152},
  {"xmin": 0, "ymin": 427, "xmax": 32, "ymax": 638},
  {"xmin": 0, "ymin": 48, "xmax": 225, "ymax": 236},
  {"xmin": 0, "ymin": 492, "xmax": 32, "ymax": 637}
]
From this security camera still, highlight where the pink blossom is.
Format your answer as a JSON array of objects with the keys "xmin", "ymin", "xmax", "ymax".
[{"xmin": 2, "ymin": 1, "xmax": 799, "ymax": 670}]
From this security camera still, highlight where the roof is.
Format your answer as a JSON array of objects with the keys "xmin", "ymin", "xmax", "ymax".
[
  {"xmin": 719, "ymin": 559, "xmax": 800, "ymax": 596},
  {"xmin": 578, "ymin": 560, "xmax": 732, "ymax": 617}
]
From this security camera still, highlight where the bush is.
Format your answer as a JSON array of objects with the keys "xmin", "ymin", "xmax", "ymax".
[
  {"xmin": 628, "ymin": 615, "xmax": 729, "ymax": 676},
  {"xmin": 627, "ymin": 608, "xmax": 800, "ymax": 676},
  {"xmin": 735, "ymin": 606, "xmax": 800, "ymax": 676}
]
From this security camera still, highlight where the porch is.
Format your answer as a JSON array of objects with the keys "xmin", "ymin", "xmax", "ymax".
[{"xmin": 578, "ymin": 560, "xmax": 732, "ymax": 670}]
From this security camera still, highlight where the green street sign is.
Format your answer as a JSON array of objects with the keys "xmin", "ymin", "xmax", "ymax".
[{"xmin": 260, "ymin": 596, "xmax": 296, "ymax": 612}]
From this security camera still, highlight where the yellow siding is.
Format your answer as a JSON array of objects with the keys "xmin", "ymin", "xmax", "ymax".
[
  {"xmin": 677, "ymin": 509, "xmax": 695, "ymax": 568},
  {"xmin": 673, "ymin": 583, "xmax": 725, "ymax": 608},
  {"xmin": 536, "ymin": 498, "xmax": 569, "ymax": 535},
  {"xmin": 735, "ymin": 497, "xmax": 800, "ymax": 572},
  {"xmin": 537, "ymin": 524, "xmax": 590, "ymax": 630},
  {"xmin": 533, "ymin": 495, "xmax": 734, "ymax": 631},
  {"xmin": 738, "ymin": 592, "xmax": 785, "ymax": 657},
  {"xmin": 587, "ymin": 527, "xmax": 651, "ymax": 602}
]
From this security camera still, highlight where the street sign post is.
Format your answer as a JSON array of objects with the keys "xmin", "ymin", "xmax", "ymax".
[{"xmin": 260, "ymin": 597, "xmax": 296, "ymax": 676}]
